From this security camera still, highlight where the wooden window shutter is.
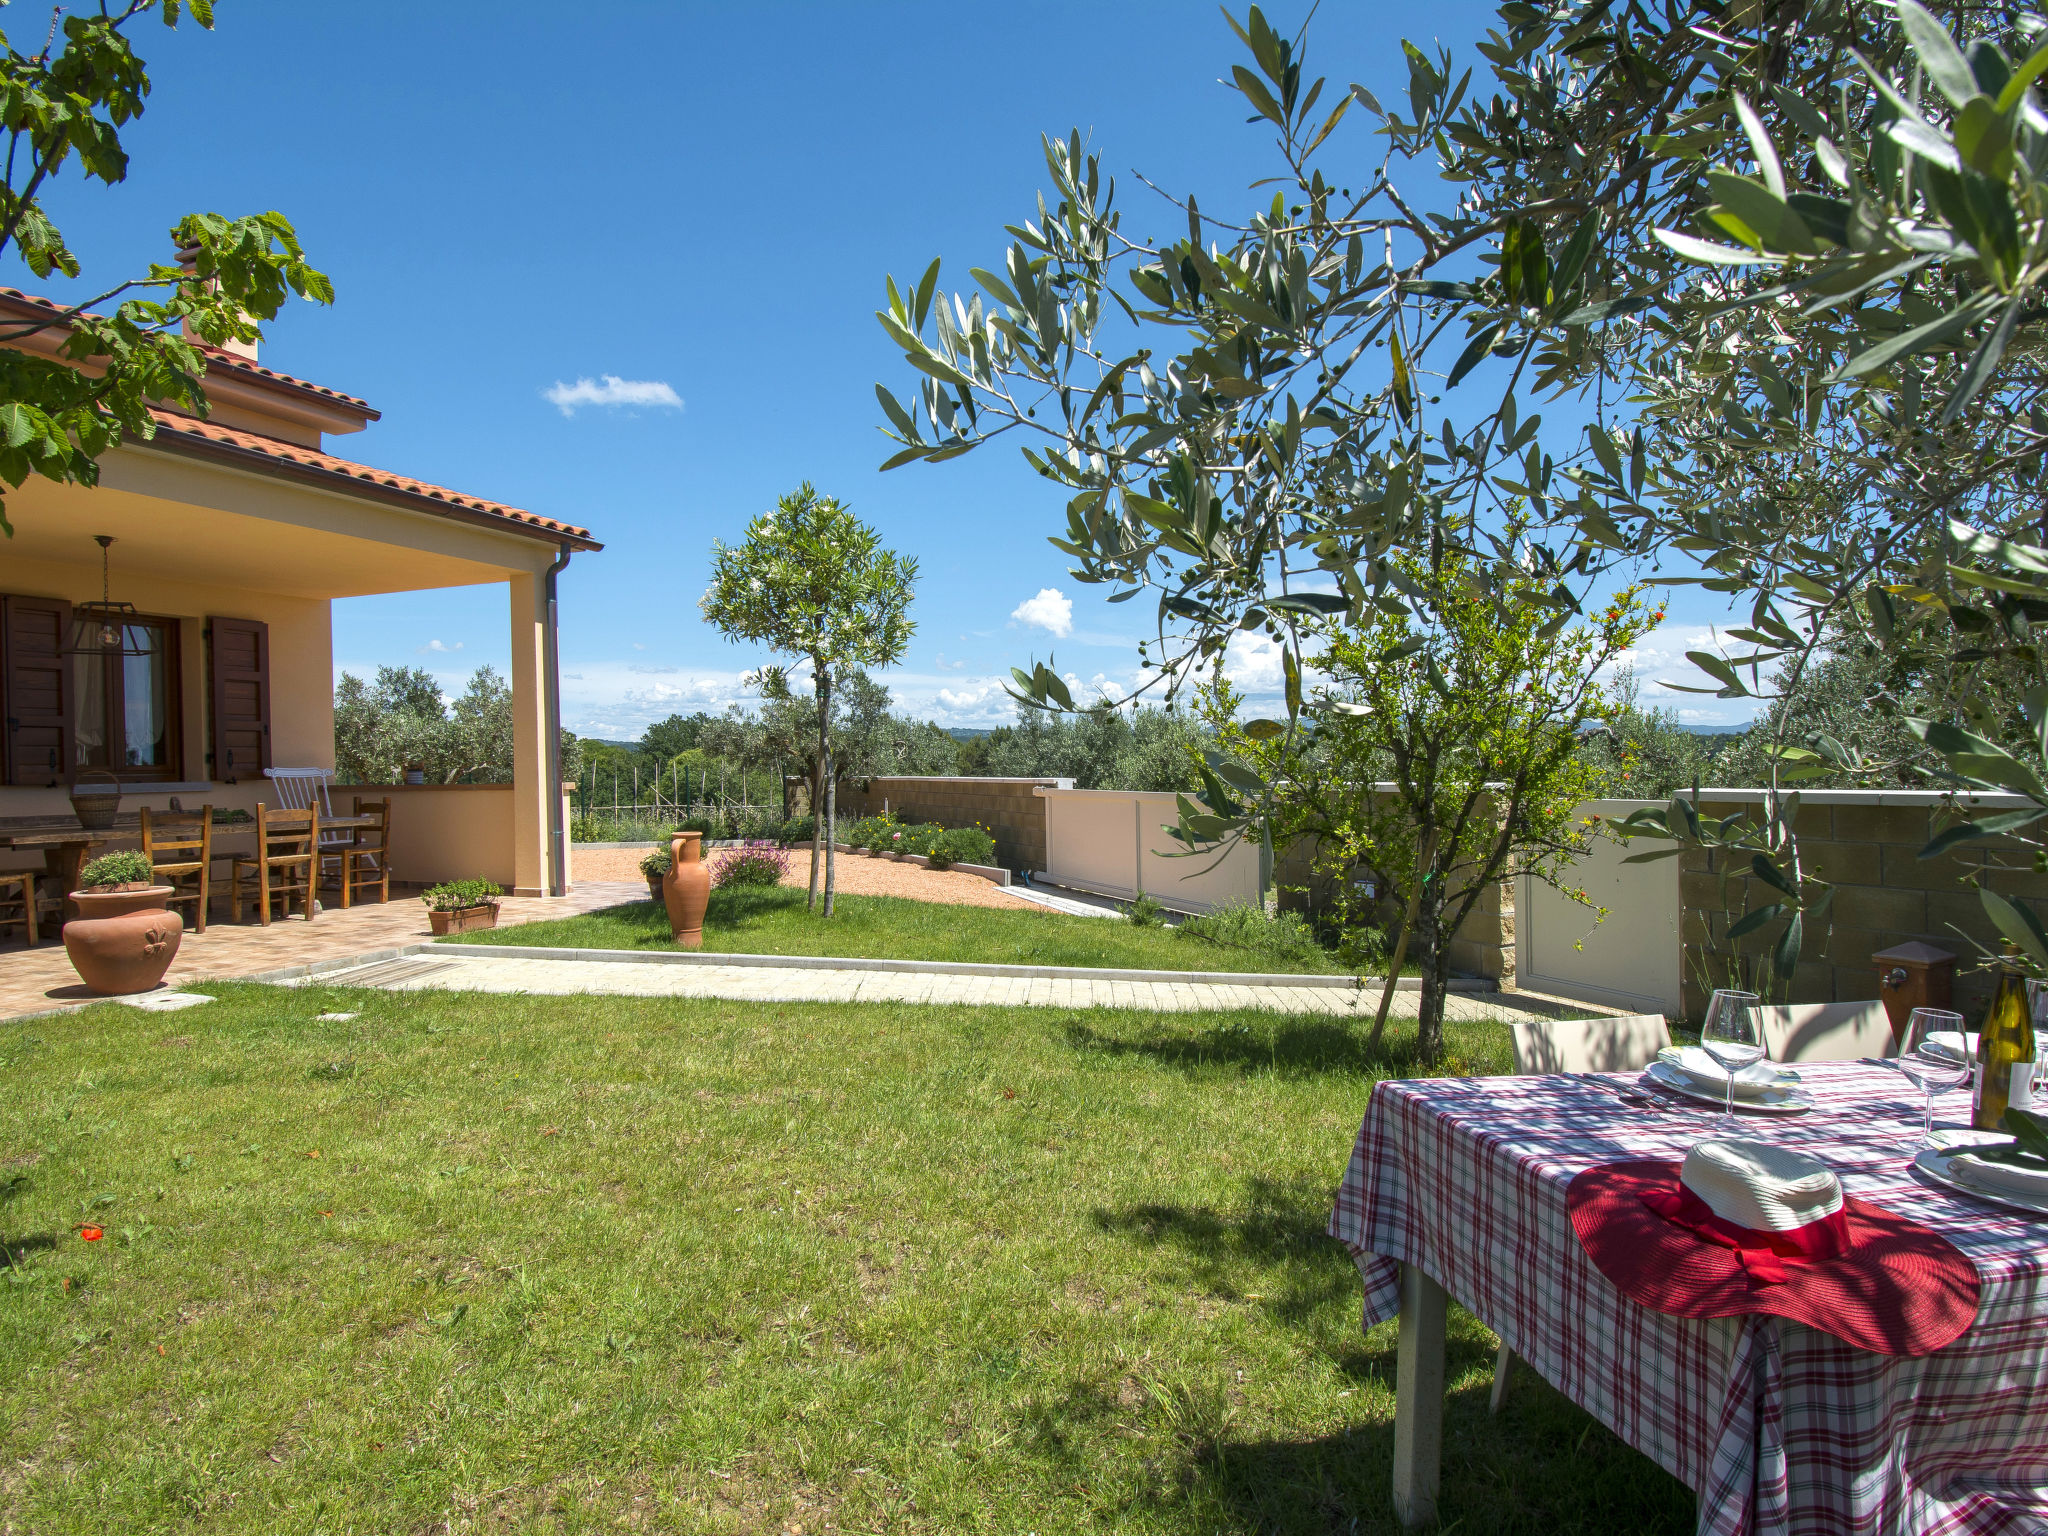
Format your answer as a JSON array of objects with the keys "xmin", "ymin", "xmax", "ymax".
[
  {"xmin": 208, "ymin": 616, "xmax": 270, "ymax": 783},
  {"xmin": 2, "ymin": 595, "xmax": 72, "ymax": 787}
]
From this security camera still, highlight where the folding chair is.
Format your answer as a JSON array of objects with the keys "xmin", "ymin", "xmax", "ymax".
[
  {"xmin": 265, "ymin": 767, "xmax": 354, "ymax": 864},
  {"xmin": 229, "ymin": 803, "xmax": 318, "ymax": 924},
  {"xmin": 1495, "ymin": 1011, "xmax": 1671, "ymax": 1414},
  {"xmin": 1757, "ymin": 1001, "xmax": 1895, "ymax": 1063},
  {"xmin": 1509, "ymin": 1012, "xmax": 1672, "ymax": 1076},
  {"xmin": 140, "ymin": 804, "xmax": 213, "ymax": 934}
]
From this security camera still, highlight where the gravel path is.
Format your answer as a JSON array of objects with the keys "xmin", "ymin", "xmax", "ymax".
[{"xmin": 569, "ymin": 846, "xmax": 1041, "ymax": 911}]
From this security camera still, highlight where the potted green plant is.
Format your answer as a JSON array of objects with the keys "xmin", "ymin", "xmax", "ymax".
[
  {"xmin": 640, "ymin": 846, "xmax": 672, "ymax": 902},
  {"xmin": 64, "ymin": 849, "xmax": 181, "ymax": 995},
  {"xmin": 422, "ymin": 878, "xmax": 502, "ymax": 935}
]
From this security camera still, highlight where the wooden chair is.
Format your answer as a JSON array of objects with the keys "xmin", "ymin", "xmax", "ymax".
[
  {"xmin": 1495, "ymin": 1011, "xmax": 1671, "ymax": 1415},
  {"xmin": 1757, "ymin": 1000, "xmax": 1895, "ymax": 1063},
  {"xmin": 0, "ymin": 870, "xmax": 42, "ymax": 947},
  {"xmin": 140, "ymin": 804, "xmax": 213, "ymax": 934},
  {"xmin": 229, "ymin": 803, "xmax": 318, "ymax": 925},
  {"xmin": 322, "ymin": 796, "xmax": 390, "ymax": 908}
]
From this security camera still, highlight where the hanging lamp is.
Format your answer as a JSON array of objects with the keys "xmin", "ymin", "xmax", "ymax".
[{"xmin": 64, "ymin": 535, "xmax": 151, "ymax": 657}]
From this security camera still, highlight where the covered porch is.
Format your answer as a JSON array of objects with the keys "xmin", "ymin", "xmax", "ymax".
[{"xmin": 0, "ymin": 327, "xmax": 600, "ymax": 916}]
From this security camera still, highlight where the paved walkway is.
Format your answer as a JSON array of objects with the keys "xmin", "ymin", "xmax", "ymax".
[
  {"xmin": 303, "ymin": 949, "xmax": 1566, "ymax": 1020},
  {"xmin": 0, "ymin": 881, "xmax": 645, "ymax": 1022}
]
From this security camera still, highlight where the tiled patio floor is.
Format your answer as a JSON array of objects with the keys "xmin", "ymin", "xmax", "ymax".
[{"xmin": 0, "ymin": 881, "xmax": 644, "ymax": 1022}]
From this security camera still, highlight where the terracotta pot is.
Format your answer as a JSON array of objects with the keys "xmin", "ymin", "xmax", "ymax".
[
  {"xmin": 646, "ymin": 875, "xmax": 664, "ymax": 903},
  {"xmin": 70, "ymin": 883, "xmax": 175, "ymax": 920},
  {"xmin": 662, "ymin": 831, "xmax": 711, "ymax": 948},
  {"xmin": 428, "ymin": 903, "xmax": 498, "ymax": 936},
  {"xmin": 63, "ymin": 888, "xmax": 181, "ymax": 995}
]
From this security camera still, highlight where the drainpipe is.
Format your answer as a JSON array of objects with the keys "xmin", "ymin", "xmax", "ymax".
[{"xmin": 543, "ymin": 541, "xmax": 573, "ymax": 897}]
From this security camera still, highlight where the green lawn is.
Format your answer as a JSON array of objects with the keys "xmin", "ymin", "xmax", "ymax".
[
  {"xmin": 445, "ymin": 885, "xmax": 1350, "ymax": 976},
  {"xmin": 0, "ymin": 985, "xmax": 1690, "ymax": 1533}
]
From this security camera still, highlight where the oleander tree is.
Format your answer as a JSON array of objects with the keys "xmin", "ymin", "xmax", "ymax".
[
  {"xmin": 700, "ymin": 485, "xmax": 918, "ymax": 915},
  {"xmin": 872, "ymin": 0, "xmax": 2048, "ymax": 996},
  {"xmin": 0, "ymin": 0, "xmax": 332, "ymax": 535}
]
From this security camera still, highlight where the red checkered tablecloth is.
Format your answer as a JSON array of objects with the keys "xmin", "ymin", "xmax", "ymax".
[{"xmin": 1328, "ymin": 1061, "xmax": 2048, "ymax": 1535}]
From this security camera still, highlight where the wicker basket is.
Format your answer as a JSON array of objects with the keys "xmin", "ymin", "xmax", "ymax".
[{"xmin": 69, "ymin": 769, "xmax": 121, "ymax": 831}]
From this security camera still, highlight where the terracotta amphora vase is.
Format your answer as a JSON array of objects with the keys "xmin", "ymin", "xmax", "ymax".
[
  {"xmin": 64, "ymin": 884, "xmax": 182, "ymax": 994},
  {"xmin": 662, "ymin": 831, "xmax": 711, "ymax": 948}
]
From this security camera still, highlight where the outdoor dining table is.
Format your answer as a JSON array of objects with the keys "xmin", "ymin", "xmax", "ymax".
[
  {"xmin": 0, "ymin": 811, "xmax": 379, "ymax": 918},
  {"xmin": 1329, "ymin": 1060, "xmax": 2048, "ymax": 1535}
]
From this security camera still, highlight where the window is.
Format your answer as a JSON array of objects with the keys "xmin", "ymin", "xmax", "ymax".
[{"xmin": 72, "ymin": 615, "xmax": 180, "ymax": 779}]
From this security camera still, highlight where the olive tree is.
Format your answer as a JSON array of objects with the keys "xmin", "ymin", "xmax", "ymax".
[
  {"xmin": 700, "ymin": 486, "xmax": 917, "ymax": 915},
  {"xmin": 870, "ymin": 0, "xmax": 2048, "ymax": 992}
]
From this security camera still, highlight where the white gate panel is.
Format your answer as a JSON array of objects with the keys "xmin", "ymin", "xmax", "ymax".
[
  {"xmin": 1040, "ymin": 788, "xmax": 1262, "ymax": 914},
  {"xmin": 1516, "ymin": 799, "xmax": 1680, "ymax": 1016}
]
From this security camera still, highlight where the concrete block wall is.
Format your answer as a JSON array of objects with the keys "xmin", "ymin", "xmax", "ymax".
[
  {"xmin": 831, "ymin": 776, "xmax": 1073, "ymax": 874},
  {"xmin": 1681, "ymin": 790, "xmax": 2048, "ymax": 1021}
]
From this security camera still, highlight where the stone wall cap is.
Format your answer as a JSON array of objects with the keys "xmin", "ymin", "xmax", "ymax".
[{"xmin": 1683, "ymin": 788, "xmax": 2031, "ymax": 809}]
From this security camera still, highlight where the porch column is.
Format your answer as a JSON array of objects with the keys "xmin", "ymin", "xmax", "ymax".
[{"xmin": 508, "ymin": 571, "xmax": 551, "ymax": 897}]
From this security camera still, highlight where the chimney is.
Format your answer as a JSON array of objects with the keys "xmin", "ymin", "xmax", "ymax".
[{"xmin": 176, "ymin": 243, "xmax": 258, "ymax": 363}]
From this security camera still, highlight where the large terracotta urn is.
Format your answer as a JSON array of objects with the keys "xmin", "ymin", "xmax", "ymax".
[
  {"xmin": 661, "ymin": 831, "xmax": 711, "ymax": 948},
  {"xmin": 64, "ymin": 884, "xmax": 182, "ymax": 995}
]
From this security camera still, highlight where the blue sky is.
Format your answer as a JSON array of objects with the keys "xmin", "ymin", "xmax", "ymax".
[{"xmin": 4, "ymin": 0, "xmax": 1748, "ymax": 738}]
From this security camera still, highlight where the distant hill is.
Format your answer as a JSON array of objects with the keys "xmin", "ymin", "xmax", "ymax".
[{"xmin": 946, "ymin": 727, "xmax": 995, "ymax": 741}]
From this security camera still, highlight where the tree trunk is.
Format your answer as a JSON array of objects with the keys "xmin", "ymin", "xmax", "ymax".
[
  {"xmin": 820, "ymin": 668, "xmax": 837, "ymax": 918},
  {"xmin": 1413, "ymin": 898, "xmax": 1452, "ymax": 1063},
  {"xmin": 808, "ymin": 672, "xmax": 829, "ymax": 913}
]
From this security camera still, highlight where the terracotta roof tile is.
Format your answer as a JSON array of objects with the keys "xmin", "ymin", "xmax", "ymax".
[
  {"xmin": 142, "ymin": 409, "xmax": 599, "ymax": 547},
  {"xmin": 0, "ymin": 286, "xmax": 379, "ymax": 416}
]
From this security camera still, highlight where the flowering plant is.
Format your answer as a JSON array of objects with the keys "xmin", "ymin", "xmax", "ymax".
[{"xmin": 711, "ymin": 841, "xmax": 790, "ymax": 889}]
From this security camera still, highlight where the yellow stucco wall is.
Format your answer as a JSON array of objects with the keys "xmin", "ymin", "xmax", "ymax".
[{"xmin": 0, "ymin": 553, "xmax": 331, "ymax": 799}]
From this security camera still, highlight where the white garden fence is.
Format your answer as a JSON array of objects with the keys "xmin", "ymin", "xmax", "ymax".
[
  {"xmin": 1036, "ymin": 787, "xmax": 1263, "ymax": 914},
  {"xmin": 1515, "ymin": 798, "xmax": 1681, "ymax": 1015}
]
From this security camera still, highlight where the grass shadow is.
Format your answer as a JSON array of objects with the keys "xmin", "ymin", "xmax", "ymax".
[
  {"xmin": 1175, "ymin": 1376, "xmax": 1694, "ymax": 1535},
  {"xmin": 1092, "ymin": 1173, "xmax": 1360, "ymax": 1322},
  {"xmin": 1062, "ymin": 1014, "xmax": 1481, "ymax": 1080}
]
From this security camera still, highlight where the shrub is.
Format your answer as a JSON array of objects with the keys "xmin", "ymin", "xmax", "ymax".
[
  {"xmin": 894, "ymin": 823, "xmax": 943, "ymax": 858},
  {"xmin": 926, "ymin": 825, "xmax": 996, "ymax": 870},
  {"xmin": 845, "ymin": 814, "xmax": 898, "ymax": 851},
  {"xmin": 712, "ymin": 841, "xmax": 790, "ymax": 889},
  {"xmin": 1175, "ymin": 900, "xmax": 1328, "ymax": 967},
  {"xmin": 1124, "ymin": 892, "xmax": 1166, "ymax": 927},
  {"xmin": 678, "ymin": 815, "xmax": 715, "ymax": 838},
  {"xmin": 421, "ymin": 878, "xmax": 502, "ymax": 912},
  {"xmin": 779, "ymin": 814, "xmax": 816, "ymax": 846},
  {"xmin": 79, "ymin": 849, "xmax": 154, "ymax": 888},
  {"xmin": 640, "ymin": 847, "xmax": 671, "ymax": 879}
]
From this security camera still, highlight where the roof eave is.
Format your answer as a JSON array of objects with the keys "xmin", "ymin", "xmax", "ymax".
[{"xmin": 133, "ymin": 425, "xmax": 603, "ymax": 553}]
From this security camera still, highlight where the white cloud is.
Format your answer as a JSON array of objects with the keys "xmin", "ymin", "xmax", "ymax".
[
  {"xmin": 1010, "ymin": 587, "xmax": 1073, "ymax": 638},
  {"xmin": 937, "ymin": 684, "xmax": 997, "ymax": 712},
  {"xmin": 1602, "ymin": 622, "xmax": 1765, "ymax": 724},
  {"xmin": 934, "ymin": 651, "xmax": 967, "ymax": 671},
  {"xmin": 418, "ymin": 639, "xmax": 463, "ymax": 654},
  {"xmin": 543, "ymin": 375, "xmax": 685, "ymax": 417}
]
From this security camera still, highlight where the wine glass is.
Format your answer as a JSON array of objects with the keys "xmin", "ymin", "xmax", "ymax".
[
  {"xmin": 1896, "ymin": 1007, "xmax": 1971, "ymax": 1149},
  {"xmin": 1700, "ymin": 989, "xmax": 1765, "ymax": 1125}
]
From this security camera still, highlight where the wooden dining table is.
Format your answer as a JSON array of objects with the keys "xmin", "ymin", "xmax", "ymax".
[{"xmin": 0, "ymin": 812, "xmax": 380, "ymax": 919}]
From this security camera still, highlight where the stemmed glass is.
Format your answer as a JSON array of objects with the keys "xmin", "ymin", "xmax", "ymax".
[
  {"xmin": 1700, "ymin": 989, "xmax": 1765, "ymax": 1126},
  {"xmin": 1896, "ymin": 1007, "xmax": 1971, "ymax": 1149}
]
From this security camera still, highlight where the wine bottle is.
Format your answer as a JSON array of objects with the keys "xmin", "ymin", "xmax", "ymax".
[{"xmin": 1975, "ymin": 945, "xmax": 2038, "ymax": 1132}]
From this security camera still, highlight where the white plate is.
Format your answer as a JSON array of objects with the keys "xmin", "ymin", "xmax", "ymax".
[
  {"xmin": 1914, "ymin": 1136, "xmax": 2048, "ymax": 1218},
  {"xmin": 1642, "ymin": 1059, "xmax": 1814, "ymax": 1114}
]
